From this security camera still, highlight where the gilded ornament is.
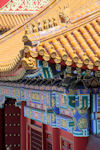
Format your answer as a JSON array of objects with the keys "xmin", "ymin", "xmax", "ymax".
[
  {"xmin": 48, "ymin": 18, "xmax": 53, "ymax": 28},
  {"xmin": 43, "ymin": 18, "xmax": 49, "ymax": 29},
  {"xmin": 59, "ymin": 5, "xmax": 70, "ymax": 23},
  {"xmin": 78, "ymin": 108, "xmax": 87, "ymax": 115},
  {"xmin": 66, "ymin": 66, "xmax": 71, "ymax": 73},
  {"xmin": 43, "ymin": 61, "xmax": 48, "ymax": 68},
  {"xmin": 37, "ymin": 20, "xmax": 43, "ymax": 31},
  {"xmin": 78, "ymin": 118, "xmax": 88, "ymax": 130},
  {"xmin": 22, "ymin": 57, "xmax": 37, "ymax": 70},
  {"xmin": 32, "ymin": 23, "xmax": 38, "ymax": 33},
  {"xmin": 76, "ymin": 68, "xmax": 81, "ymax": 75},
  {"xmin": 51, "ymin": 98, "xmax": 56, "ymax": 107},
  {"xmin": 37, "ymin": 46, "xmax": 45, "ymax": 56},
  {"xmin": 73, "ymin": 118, "xmax": 77, "ymax": 130},
  {"xmin": 22, "ymin": 35, "xmax": 29, "ymax": 42},
  {"xmin": 51, "ymin": 113, "xmax": 56, "ymax": 122},
  {"xmin": 61, "ymin": 119, "xmax": 67, "ymax": 128},
  {"xmin": 85, "ymin": 70, "xmax": 91, "ymax": 77},
  {"xmin": 24, "ymin": 46, "xmax": 30, "ymax": 53},
  {"xmin": 95, "ymin": 71, "xmax": 100, "ymax": 77},
  {"xmin": 47, "ymin": 115, "xmax": 50, "ymax": 124},
  {"xmin": 52, "ymin": 18, "xmax": 58, "ymax": 26},
  {"xmin": 73, "ymin": 109, "xmax": 76, "ymax": 115},
  {"xmin": 56, "ymin": 64, "xmax": 61, "ymax": 71}
]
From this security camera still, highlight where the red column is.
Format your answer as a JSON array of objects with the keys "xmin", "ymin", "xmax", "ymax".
[
  {"xmin": 0, "ymin": 108, "xmax": 3, "ymax": 150},
  {"xmin": 74, "ymin": 137, "xmax": 88, "ymax": 150},
  {"xmin": 21, "ymin": 101, "xmax": 26, "ymax": 150},
  {"xmin": 42, "ymin": 124, "xmax": 46, "ymax": 150},
  {"xmin": 52, "ymin": 128, "xmax": 60, "ymax": 150}
]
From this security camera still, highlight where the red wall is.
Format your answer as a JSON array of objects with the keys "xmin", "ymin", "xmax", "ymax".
[
  {"xmin": 21, "ymin": 101, "xmax": 26, "ymax": 150},
  {"xmin": 60, "ymin": 129, "xmax": 74, "ymax": 142},
  {"xmin": 43, "ymin": 124, "xmax": 73, "ymax": 150},
  {"xmin": 74, "ymin": 137, "xmax": 88, "ymax": 150},
  {"xmin": 0, "ymin": 0, "xmax": 9, "ymax": 8},
  {"xmin": 25, "ymin": 118, "xmax": 88, "ymax": 150},
  {"xmin": 0, "ymin": 108, "xmax": 3, "ymax": 150}
]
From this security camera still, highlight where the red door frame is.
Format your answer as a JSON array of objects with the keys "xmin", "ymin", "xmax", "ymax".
[
  {"xmin": 21, "ymin": 101, "xmax": 26, "ymax": 150},
  {"xmin": 4, "ymin": 98, "xmax": 21, "ymax": 150},
  {"xmin": 26, "ymin": 122, "xmax": 43, "ymax": 150}
]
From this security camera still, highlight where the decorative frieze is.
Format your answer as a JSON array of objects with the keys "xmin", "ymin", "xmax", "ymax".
[
  {"xmin": 0, "ymin": 0, "xmax": 50, "ymax": 12},
  {"xmin": 24, "ymin": 106, "xmax": 74, "ymax": 133},
  {"xmin": 91, "ymin": 94, "xmax": 100, "ymax": 135}
]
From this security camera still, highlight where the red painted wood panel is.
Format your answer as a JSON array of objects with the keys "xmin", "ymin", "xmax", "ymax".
[
  {"xmin": 21, "ymin": 101, "xmax": 26, "ymax": 150},
  {"xmin": 60, "ymin": 129, "xmax": 74, "ymax": 142},
  {"xmin": 46, "ymin": 132, "xmax": 52, "ymax": 150},
  {"xmin": 0, "ymin": 108, "xmax": 3, "ymax": 150},
  {"xmin": 4, "ymin": 98, "xmax": 20, "ymax": 150},
  {"xmin": 74, "ymin": 137, "xmax": 88, "ymax": 150},
  {"xmin": 0, "ymin": 0, "xmax": 9, "ymax": 8},
  {"xmin": 27, "ymin": 123, "xmax": 43, "ymax": 150},
  {"xmin": 27, "ymin": 126, "xmax": 31, "ymax": 150}
]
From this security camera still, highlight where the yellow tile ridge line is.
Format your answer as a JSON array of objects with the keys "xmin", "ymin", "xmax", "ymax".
[
  {"xmin": 24, "ymin": 12, "xmax": 99, "ymax": 44},
  {"xmin": 0, "ymin": 62, "xmax": 22, "ymax": 76},
  {"xmin": 72, "ymin": 9, "xmax": 100, "ymax": 24},
  {"xmin": 33, "ymin": 16, "xmax": 100, "ymax": 70},
  {"xmin": 36, "ymin": 12, "xmax": 100, "ymax": 43},
  {"xmin": 1, "ymin": 0, "xmax": 98, "ymax": 42},
  {"xmin": 0, "ymin": 68, "xmax": 26, "ymax": 81},
  {"xmin": 0, "ymin": 54, "xmax": 22, "ymax": 72}
]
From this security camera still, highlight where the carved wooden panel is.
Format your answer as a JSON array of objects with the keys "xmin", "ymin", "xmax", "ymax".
[
  {"xmin": 27, "ymin": 123, "xmax": 43, "ymax": 150},
  {"xmin": 4, "ymin": 98, "xmax": 20, "ymax": 150}
]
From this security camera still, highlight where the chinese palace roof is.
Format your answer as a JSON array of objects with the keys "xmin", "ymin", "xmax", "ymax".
[
  {"xmin": 0, "ymin": 14, "xmax": 33, "ymax": 31},
  {"xmin": 32, "ymin": 15, "xmax": 100, "ymax": 70},
  {"xmin": 0, "ymin": 0, "xmax": 50, "ymax": 12},
  {"xmin": 0, "ymin": 0, "xmax": 100, "ymax": 81}
]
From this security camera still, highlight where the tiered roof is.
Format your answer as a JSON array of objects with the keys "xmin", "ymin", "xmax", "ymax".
[
  {"xmin": 0, "ymin": 14, "xmax": 32, "ymax": 31},
  {"xmin": 31, "ymin": 16, "xmax": 100, "ymax": 70},
  {"xmin": 0, "ymin": 0, "xmax": 100, "ymax": 81}
]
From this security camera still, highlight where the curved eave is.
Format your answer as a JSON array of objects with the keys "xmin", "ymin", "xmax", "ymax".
[
  {"xmin": 0, "ymin": 0, "xmax": 56, "ymax": 74},
  {"xmin": 0, "ymin": 0, "xmax": 55, "ymax": 40},
  {"xmin": 0, "ymin": 0, "xmax": 100, "ymax": 75},
  {"xmin": 25, "ymin": 14, "xmax": 100, "ymax": 71},
  {"xmin": 0, "ymin": 29, "xmax": 24, "ymax": 73},
  {"xmin": 0, "ymin": 67, "xmax": 26, "ymax": 81},
  {"xmin": 0, "ymin": 14, "xmax": 33, "ymax": 31}
]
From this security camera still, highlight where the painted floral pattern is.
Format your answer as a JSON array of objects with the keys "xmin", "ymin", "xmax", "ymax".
[{"xmin": 1, "ymin": 0, "xmax": 50, "ymax": 11}]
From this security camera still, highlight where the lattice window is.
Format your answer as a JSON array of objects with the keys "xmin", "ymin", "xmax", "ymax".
[
  {"xmin": 46, "ymin": 133, "xmax": 52, "ymax": 150},
  {"xmin": 31, "ymin": 128, "xmax": 42, "ymax": 150},
  {"xmin": 61, "ymin": 137, "xmax": 73, "ymax": 150}
]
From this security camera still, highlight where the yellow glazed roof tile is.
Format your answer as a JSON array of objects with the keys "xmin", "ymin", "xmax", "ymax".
[
  {"xmin": 0, "ymin": 29, "xmax": 24, "ymax": 72},
  {"xmin": 0, "ymin": 0, "xmax": 55, "ymax": 74},
  {"xmin": 34, "ymin": 16, "xmax": 100, "ymax": 70},
  {"xmin": 0, "ymin": 0, "xmax": 100, "ymax": 75},
  {"xmin": 0, "ymin": 14, "xmax": 33, "ymax": 31}
]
